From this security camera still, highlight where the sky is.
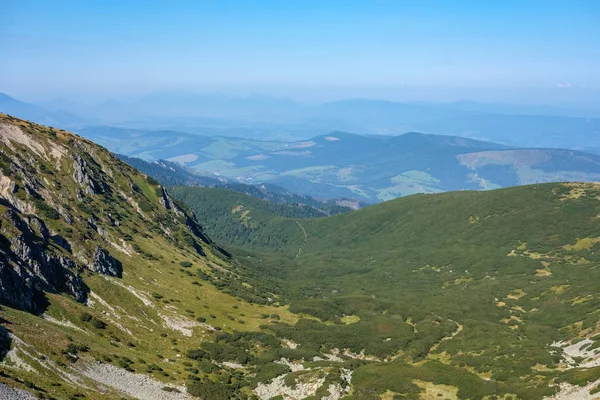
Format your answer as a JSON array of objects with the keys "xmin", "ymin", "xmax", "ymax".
[{"xmin": 1, "ymin": 0, "xmax": 599, "ymax": 104}]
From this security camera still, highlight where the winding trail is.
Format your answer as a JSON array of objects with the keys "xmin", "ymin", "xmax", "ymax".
[
  {"xmin": 427, "ymin": 318, "xmax": 463, "ymax": 355},
  {"xmin": 295, "ymin": 221, "xmax": 308, "ymax": 258}
]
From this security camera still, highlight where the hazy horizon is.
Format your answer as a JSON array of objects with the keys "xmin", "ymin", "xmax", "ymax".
[
  {"xmin": 2, "ymin": 1, "xmax": 599, "ymax": 105},
  {"xmin": 4, "ymin": 88, "xmax": 600, "ymax": 111}
]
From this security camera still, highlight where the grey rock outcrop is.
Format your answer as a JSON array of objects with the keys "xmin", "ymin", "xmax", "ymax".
[
  {"xmin": 0, "ymin": 208, "xmax": 88, "ymax": 312},
  {"xmin": 90, "ymin": 246, "xmax": 123, "ymax": 278},
  {"xmin": 72, "ymin": 154, "xmax": 100, "ymax": 196}
]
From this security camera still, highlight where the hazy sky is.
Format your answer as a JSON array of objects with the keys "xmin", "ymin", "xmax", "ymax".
[{"xmin": 1, "ymin": 0, "xmax": 599, "ymax": 103}]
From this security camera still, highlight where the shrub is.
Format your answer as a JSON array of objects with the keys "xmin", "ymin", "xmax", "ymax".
[
  {"xmin": 186, "ymin": 349, "xmax": 207, "ymax": 360},
  {"xmin": 76, "ymin": 202, "xmax": 94, "ymax": 215},
  {"xmin": 32, "ymin": 197, "xmax": 60, "ymax": 220},
  {"xmin": 187, "ymin": 380, "xmax": 235, "ymax": 400},
  {"xmin": 92, "ymin": 318, "xmax": 107, "ymax": 329},
  {"xmin": 80, "ymin": 312, "xmax": 93, "ymax": 322},
  {"xmin": 62, "ymin": 344, "xmax": 79, "ymax": 355},
  {"xmin": 116, "ymin": 358, "xmax": 133, "ymax": 371},
  {"xmin": 253, "ymin": 362, "xmax": 291, "ymax": 385},
  {"xmin": 147, "ymin": 363, "xmax": 163, "ymax": 372}
]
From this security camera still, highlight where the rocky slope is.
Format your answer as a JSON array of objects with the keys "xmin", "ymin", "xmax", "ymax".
[{"xmin": 0, "ymin": 114, "xmax": 215, "ymax": 312}]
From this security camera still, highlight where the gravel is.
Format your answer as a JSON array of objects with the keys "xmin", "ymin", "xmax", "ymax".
[
  {"xmin": 0, "ymin": 383, "xmax": 37, "ymax": 400},
  {"xmin": 77, "ymin": 362, "xmax": 192, "ymax": 400}
]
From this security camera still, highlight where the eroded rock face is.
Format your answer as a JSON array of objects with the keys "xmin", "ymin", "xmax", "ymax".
[
  {"xmin": 0, "ymin": 209, "xmax": 88, "ymax": 312},
  {"xmin": 158, "ymin": 187, "xmax": 175, "ymax": 211},
  {"xmin": 72, "ymin": 154, "xmax": 100, "ymax": 196},
  {"xmin": 90, "ymin": 247, "xmax": 122, "ymax": 278}
]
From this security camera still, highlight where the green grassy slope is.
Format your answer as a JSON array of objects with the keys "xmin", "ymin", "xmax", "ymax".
[
  {"xmin": 212, "ymin": 182, "xmax": 600, "ymax": 398},
  {"xmin": 168, "ymin": 186, "xmax": 351, "ymax": 250}
]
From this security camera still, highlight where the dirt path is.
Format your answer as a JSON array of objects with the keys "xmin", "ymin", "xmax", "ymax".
[
  {"xmin": 295, "ymin": 221, "xmax": 308, "ymax": 258},
  {"xmin": 427, "ymin": 318, "xmax": 463, "ymax": 355}
]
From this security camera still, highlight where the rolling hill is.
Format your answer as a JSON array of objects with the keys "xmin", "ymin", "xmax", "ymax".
[
  {"xmin": 2, "ymin": 114, "xmax": 600, "ymax": 399},
  {"xmin": 4, "ymin": 92, "xmax": 600, "ymax": 149},
  {"xmin": 78, "ymin": 126, "xmax": 600, "ymax": 203},
  {"xmin": 416, "ymin": 113, "xmax": 600, "ymax": 151}
]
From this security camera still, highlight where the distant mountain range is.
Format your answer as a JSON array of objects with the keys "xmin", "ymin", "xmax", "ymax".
[
  {"xmin": 78, "ymin": 126, "xmax": 600, "ymax": 203},
  {"xmin": 1, "ymin": 91, "xmax": 599, "ymax": 150},
  {"xmin": 0, "ymin": 93, "xmax": 85, "ymax": 127}
]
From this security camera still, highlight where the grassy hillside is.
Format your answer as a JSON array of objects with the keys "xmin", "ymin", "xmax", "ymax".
[
  {"xmin": 168, "ymin": 187, "xmax": 323, "ymax": 250},
  {"xmin": 212, "ymin": 182, "xmax": 600, "ymax": 398}
]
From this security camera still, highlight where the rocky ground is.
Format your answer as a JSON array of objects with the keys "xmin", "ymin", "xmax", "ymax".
[
  {"xmin": 77, "ymin": 362, "xmax": 192, "ymax": 400},
  {"xmin": 0, "ymin": 383, "xmax": 37, "ymax": 400}
]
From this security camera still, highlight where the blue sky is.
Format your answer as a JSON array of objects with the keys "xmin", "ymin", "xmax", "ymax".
[{"xmin": 1, "ymin": 0, "xmax": 599, "ymax": 103}]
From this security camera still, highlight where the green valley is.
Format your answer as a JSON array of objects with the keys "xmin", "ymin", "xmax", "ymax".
[
  {"xmin": 2, "ymin": 115, "xmax": 600, "ymax": 399},
  {"xmin": 177, "ymin": 181, "xmax": 600, "ymax": 399}
]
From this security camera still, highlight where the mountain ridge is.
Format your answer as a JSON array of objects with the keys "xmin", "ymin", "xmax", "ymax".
[
  {"xmin": 0, "ymin": 93, "xmax": 85, "ymax": 127},
  {"xmin": 0, "ymin": 113, "xmax": 219, "ymax": 311}
]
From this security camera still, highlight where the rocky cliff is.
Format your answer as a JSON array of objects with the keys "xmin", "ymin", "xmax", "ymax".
[{"xmin": 0, "ymin": 114, "xmax": 214, "ymax": 312}]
